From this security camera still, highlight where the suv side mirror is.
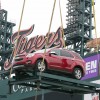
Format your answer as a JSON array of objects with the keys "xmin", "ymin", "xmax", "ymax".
[{"xmin": 49, "ymin": 51, "xmax": 57, "ymax": 56}]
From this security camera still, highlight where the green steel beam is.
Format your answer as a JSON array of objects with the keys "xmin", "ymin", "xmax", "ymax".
[
  {"xmin": 1, "ymin": 71, "xmax": 100, "ymax": 99},
  {"xmin": 37, "ymin": 72, "xmax": 100, "ymax": 87},
  {"xmin": 8, "ymin": 72, "xmax": 100, "ymax": 95}
]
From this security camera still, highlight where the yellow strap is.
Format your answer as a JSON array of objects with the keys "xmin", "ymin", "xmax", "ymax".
[
  {"xmin": 42, "ymin": 0, "xmax": 56, "ymax": 66},
  {"xmin": 48, "ymin": 0, "xmax": 56, "ymax": 34},
  {"xmin": 59, "ymin": 0, "xmax": 66, "ymax": 48},
  {"xmin": 92, "ymin": 0, "xmax": 98, "ymax": 51},
  {"xmin": 9, "ymin": 0, "xmax": 26, "ymax": 79},
  {"xmin": 42, "ymin": 0, "xmax": 66, "ymax": 66},
  {"xmin": 46, "ymin": 0, "xmax": 57, "ymax": 48}
]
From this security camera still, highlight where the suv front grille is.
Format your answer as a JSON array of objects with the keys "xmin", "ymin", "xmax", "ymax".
[
  {"xmin": 15, "ymin": 58, "xmax": 23, "ymax": 61},
  {"xmin": 16, "ymin": 55, "xmax": 25, "ymax": 57}
]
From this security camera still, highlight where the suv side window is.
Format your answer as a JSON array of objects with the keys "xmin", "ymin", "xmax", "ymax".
[
  {"xmin": 61, "ymin": 50, "xmax": 74, "ymax": 58},
  {"xmin": 50, "ymin": 49, "xmax": 60, "ymax": 56}
]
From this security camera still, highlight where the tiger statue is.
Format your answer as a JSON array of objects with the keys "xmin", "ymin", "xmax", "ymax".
[{"xmin": 86, "ymin": 38, "xmax": 100, "ymax": 52}]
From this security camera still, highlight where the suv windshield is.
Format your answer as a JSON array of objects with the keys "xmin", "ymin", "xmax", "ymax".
[
  {"xmin": 31, "ymin": 48, "xmax": 51, "ymax": 54},
  {"xmin": 72, "ymin": 52, "xmax": 83, "ymax": 60}
]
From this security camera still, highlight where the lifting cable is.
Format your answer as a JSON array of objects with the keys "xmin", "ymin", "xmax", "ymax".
[
  {"xmin": 59, "ymin": 0, "xmax": 66, "ymax": 48},
  {"xmin": 92, "ymin": 0, "xmax": 100, "ymax": 73},
  {"xmin": 37, "ymin": 0, "xmax": 66, "ymax": 94},
  {"xmin": 37, "ymin": 0, "xmax": 57, "ymax": 91},
  {"xmin": 92, "ymin": 0, "xmax": 99, "ymax": 52},
  {"xmin": 41, "ymin": 0, "xmax": 66, "ymax": 67},
  {"xmin": 42, "ymin": 0, "xmax": 56, "ymax": 63},
  {"xmin": 42, "ymin": 0, "xmax": 66, "ymax": 65},
  {"xmin": 36, "ymin": 1, "xmax": 57, "ymax": 98},
  {"xmin": 39, "ymin": 0, "xmax": 56, "ymax": 75},
  {"xmin": 9, "ymin": 0, "xmax": 26, "ymax": 79},
  {"xmin": 40, "ymin": 0, "xmax": 67, "ymax": 78}
]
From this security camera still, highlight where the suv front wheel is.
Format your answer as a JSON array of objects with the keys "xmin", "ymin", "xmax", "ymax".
[
  {"xmin": 36, "ymin": 59, "xmax": 47, "ymax": 72},
  {"xmin": 73, "ymin": 67, "xmax": 83, "ymax": 80}
]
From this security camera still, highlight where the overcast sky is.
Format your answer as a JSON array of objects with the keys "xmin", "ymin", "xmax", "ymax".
[
  {"xmin": 1, "ymin": 0, "xmax": 66, "ymax": 36},
  {"xmin": 1, "ymin": 0, "xmax": 100, "ymax": 38}
]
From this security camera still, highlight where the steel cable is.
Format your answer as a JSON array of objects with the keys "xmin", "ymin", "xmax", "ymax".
[{"xmin": 9, "ymin": 0, "xmax": 26, "ymax": 79}]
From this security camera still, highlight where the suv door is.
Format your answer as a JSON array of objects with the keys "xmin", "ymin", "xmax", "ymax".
[
  {"xmin": 47, "ymin": 49, "xmax": 62, "ymax": 69},
  {"xmin": 60, "ymin": 50, "xmax": 74, "ymax": 71}
]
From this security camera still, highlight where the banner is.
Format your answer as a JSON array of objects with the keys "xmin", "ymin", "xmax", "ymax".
[{"xmin": 82, "ymin": 54, "xmax": 99, "ymax": 80}]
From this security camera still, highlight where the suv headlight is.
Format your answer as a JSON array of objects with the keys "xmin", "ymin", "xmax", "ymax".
[{"xmin": 26, "ymin": 53, "xmax": 35, "ymax": 57}]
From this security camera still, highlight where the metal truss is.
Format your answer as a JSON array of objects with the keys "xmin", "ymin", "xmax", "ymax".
[
  {"xmin": 64, "ymin": 0, "xmax": 94, "ymax": 56},
  {"xmin": 0, "ymin": 9, "xmax": 15, "ymax": 79}
]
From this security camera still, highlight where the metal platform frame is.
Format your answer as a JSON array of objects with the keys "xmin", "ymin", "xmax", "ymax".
[
  {"xmin": 7, "ymin": 71, "xmax": 100, "ymax": 95},
  {"xmin": 0, "ymin": 70, "xmax": 100, "ymax": 100}
]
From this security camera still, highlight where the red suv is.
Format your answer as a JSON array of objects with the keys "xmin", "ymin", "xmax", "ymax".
[{"xmin": 13, "ymin": 48, "xmax": 86, "ymax": 79}]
